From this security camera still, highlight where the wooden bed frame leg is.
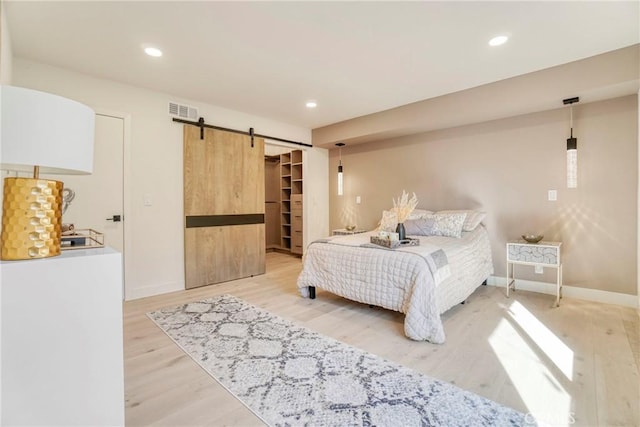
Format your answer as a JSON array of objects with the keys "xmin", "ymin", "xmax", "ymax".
[{"xmin": 309, "ymin": 286, "xmax": 316, "ymax": 299}]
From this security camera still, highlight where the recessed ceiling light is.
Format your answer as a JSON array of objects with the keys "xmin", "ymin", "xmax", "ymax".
[
  {"xmin": 488, "ymin": 35, "xmax": 509, "ymax": 47},
  {"xmin": 144, "ymin": 47, "xmax": 163, "ymax": 57},
  {"xmin": 305, "ymin": 101, "xmax": 317, "ymax": 109}
]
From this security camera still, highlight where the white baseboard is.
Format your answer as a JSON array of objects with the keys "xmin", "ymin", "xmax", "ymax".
[
  {"xmin": 487, "ymin": 276, "xmax": 638, "ymax": 309},
  {"xmin": 125, "ymin": 281, "xmax": 183, "ymax": 301}
]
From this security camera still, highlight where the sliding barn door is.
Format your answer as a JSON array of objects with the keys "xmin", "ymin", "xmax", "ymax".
[{"xmin": 184, "ymin": 126, "xmax": 265, "ymax": 289}]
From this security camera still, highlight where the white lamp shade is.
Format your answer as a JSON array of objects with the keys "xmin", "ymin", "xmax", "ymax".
[{"xmin": 1, "ymin": 85, "xmax": 95, "ymax": 174}]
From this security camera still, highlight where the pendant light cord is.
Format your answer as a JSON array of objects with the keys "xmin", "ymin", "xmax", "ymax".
[{"xmin": 570, "ymin": 105, "xmax": 574, "ymax": 138}]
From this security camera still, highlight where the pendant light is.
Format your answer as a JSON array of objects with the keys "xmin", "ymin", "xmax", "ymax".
[
  {"xmin": 336, "ymin": 143, "xmax": 345, "ymax": 196},
  {"xmin": 563, "ymin": 97, "xmax": 579, "ymax": 188}
]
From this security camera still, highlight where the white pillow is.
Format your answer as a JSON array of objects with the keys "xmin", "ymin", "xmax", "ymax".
[
  {"xmin": 437, "ymin": 210, "xmax": 486, "ymax": 231},
  {"xmin": 408, "ymin": 208, "xmax": 432, "ymax": 220},
  {"xmin": 377, "ymin": 208, "xmax": 433, "ymax": 232},
  {"xmin": 377, "ymin": 210, "xmax": 398, "ymax": 232}
]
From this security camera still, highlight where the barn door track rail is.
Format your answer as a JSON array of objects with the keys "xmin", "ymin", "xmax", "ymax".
[{"xmin": 172, "ymin": 117, "xmax": 312, "ymax": 148}]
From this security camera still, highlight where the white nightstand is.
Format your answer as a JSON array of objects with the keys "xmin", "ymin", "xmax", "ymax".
[
  {"xmin": 332, "ymin": 229, "xmax": 367, "ymax": 236},
  {"xmin": 506, "ymin": 240, "xmax": 563, "ymax": 307}
]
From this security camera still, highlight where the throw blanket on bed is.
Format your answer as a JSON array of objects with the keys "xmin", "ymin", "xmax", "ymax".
[
  {"xmin": 297, "ymin": 232, "xmax": 451, "ymax": 343},
  {"xmin": 314, "ymin": 233, "xmax": 451, "ymax": 285}
]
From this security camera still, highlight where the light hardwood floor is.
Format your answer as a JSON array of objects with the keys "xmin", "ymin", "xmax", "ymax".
[{"xmin": 124, "ymin": 252, "xmax": 639, "ymax": 426}]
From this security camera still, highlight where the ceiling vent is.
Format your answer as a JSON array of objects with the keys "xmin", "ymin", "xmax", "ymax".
[{"xmin": 168, "ymin": 102, "xmax": 198, "ymax": 120}]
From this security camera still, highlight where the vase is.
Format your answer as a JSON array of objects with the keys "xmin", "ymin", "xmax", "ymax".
[{"xmin": 396, "ymin": 222, "xmax": 406, "ymax": 240}]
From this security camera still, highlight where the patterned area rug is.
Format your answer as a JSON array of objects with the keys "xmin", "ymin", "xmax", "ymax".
[{"xmin": 148, "ymin": 295, "xmax": 530, "ymax": 426}]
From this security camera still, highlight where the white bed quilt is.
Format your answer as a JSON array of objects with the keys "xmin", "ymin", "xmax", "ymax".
[{"xmin": 297, "ymin": 228, "xmax": 493, "ymax": 343}]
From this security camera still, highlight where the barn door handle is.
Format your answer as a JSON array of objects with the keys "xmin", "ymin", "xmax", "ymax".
[{"xmin": 106, "ymin": 215, "xmax": 122, "ymax": 222}]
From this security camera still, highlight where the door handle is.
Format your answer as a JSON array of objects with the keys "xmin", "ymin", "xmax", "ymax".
[{"xmin": 106, "ymin": 215, "xmax": 122, "ymax": 222}]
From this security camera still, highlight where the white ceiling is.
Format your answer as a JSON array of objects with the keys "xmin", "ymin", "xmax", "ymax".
[{"xmin": 5, "ymin": 1, "xmax": 639, "ymax": 130}]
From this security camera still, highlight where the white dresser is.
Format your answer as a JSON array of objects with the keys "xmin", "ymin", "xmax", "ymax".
[
  {"xmin": 1, "ymin": 247, "xmax": 124, "ymax": 426},
  {"xmin": 506, "ymin": 240, "xmax": 563, "ymax": 307}
]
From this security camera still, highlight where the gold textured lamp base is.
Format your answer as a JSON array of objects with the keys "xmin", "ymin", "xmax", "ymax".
[{"xmin": 1, "ymin": 177, "xmax": 63, "ymax": 260}]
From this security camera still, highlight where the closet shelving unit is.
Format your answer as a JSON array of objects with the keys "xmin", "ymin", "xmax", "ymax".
[
  {"xmin": 291, "ymin": 150, "xmax": 303, "ymax": 194},
  {"xmin": 280, "ymin": 149, "xmax": 303, "ymax": 253},
  {"xmin": 280, "ymin": 152, "xmax": 292, "ymax": 251},
  {"xmin": 290, "ymin": 150, "xmax": 303, "ymax": 255}
]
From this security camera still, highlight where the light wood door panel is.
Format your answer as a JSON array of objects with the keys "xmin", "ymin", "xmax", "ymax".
[
  {"xmin": 184, "ymin": 127, "xmax": 264, "ymax": 215},
  {"xmin": 184, "ymin": 126, "xmax": 265, "ymax": 289},
  {"xmin": 184, "ymin": 225, "xmax": 265, "ymax": 287}
]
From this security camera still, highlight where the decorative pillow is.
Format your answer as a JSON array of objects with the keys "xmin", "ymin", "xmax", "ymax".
[
  {"xmin": 438, "ymin": 210, "xmax": 486, "ymax": 231},
  {"xmin": 404, "ymin": 216, "xmax": 435, "ymax": 235},
  {"xmin": 377, "ymin": 210, "xmax": 398, "ymax": 232},
  {"xmin": 405, "ymin": 213, "xmax": 466, "ymax": 238},
  {"xmin": 431, "ymin": 212, "xmax": 466, "ymax": 238}
]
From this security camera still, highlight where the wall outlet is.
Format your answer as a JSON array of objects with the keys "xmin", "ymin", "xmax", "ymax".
[
  {"xmin": 548, "ymin": 190, "xmax": 557, "ymax": 201},
  {"xmin": 143, "ymin": 194, "xmax": 153, "ymax": 206},
  {"xmin": 534, "ymin": 265, "xmax": 544, "ymax": 274},
  {"xmin": 356, "ymin": 196, "xmax": 361, "ymax": 204}
]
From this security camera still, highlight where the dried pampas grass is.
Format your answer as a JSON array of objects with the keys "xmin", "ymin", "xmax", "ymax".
[{"xmin": 393, "ymin": 190, "xmax": 418, "ymax": 223}]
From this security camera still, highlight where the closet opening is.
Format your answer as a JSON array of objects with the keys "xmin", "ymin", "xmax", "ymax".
[{"xmin": 264, "ymin": 142, "xmax": 304, "ymax": 259}]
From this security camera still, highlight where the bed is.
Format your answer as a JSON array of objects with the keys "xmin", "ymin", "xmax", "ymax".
[{"xmin": 296, "ymin": 224, "xmax": 493, "ymax": 343}]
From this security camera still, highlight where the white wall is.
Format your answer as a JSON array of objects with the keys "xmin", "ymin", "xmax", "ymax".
[
  {"xmin": 0, "ymin": 2, "xmax": 12, "ymax": 85},
  {"xmin": 329, "ymin": 96, "xmax": 638, "ymax": 296},
  {"xmin": 0, "ymin": 3, "xmax": 12, "ymax": 420},
  {"xmin": 13, "ymin": 58, "xmax": 327, "ymax": 300},
  {"xmin": 304, "ymin": 147, "xmax": 329, "ymax": 245}
]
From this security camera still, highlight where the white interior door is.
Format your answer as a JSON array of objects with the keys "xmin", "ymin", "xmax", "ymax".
[{"xmin": 43, "ymin": 114, "xmax": 124, "ymax": 252}]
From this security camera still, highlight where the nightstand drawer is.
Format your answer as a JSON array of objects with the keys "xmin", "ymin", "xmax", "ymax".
[
  {"xmin": 507, "ymin": 242, "xmax": 560, "ymax": 266},
  {"xmin": 506, "ymin": 240, "xmax": 563, "ymax": 307}
]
